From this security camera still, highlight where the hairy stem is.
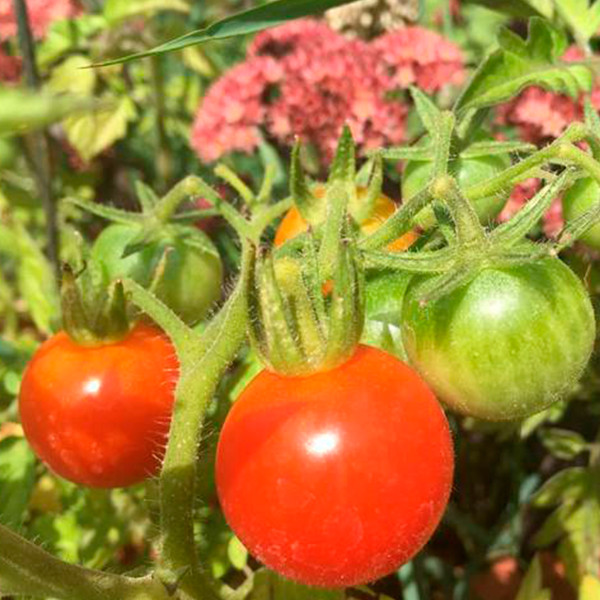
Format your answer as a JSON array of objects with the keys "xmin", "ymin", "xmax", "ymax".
[{"xmin": 0, "ymin": 523, "xmax": 169, "ymax": 600}]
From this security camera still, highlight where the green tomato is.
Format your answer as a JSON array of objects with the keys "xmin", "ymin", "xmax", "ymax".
[
  {"xmin": 402, "ymin": 258, "xmax": 595, "ymax": 421},
  {"xmin": 402, "ymin": 145, "xmax": 510, "ymax": 229},
  {"xmin": 562, "ymin": 177, "xmax": 600, "ymax": 250},
  {"xmin": 361, "ymin": 270, "xmax": 411, "ymax": 361},
  {"xmin": 91, "ymin": 223, "xmax": 223, "ymax": 325}
]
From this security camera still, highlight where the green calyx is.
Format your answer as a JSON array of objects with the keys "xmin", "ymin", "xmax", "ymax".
[
  {"xmin": 247, "ymin": 232, "xmax": 364, "ymax": 377},
  {"xmin": 287, "ymin": 127, "xmax": 386, "ymax": 231},
  {"xmin": 61, "ymin": 261, "xmax": 131, "ymax": 346}
]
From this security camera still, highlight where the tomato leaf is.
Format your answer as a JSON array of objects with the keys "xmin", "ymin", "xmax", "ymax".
[
  {"xmin": 455, "ymin": 18, "xmax": 593, "ymax": 116},
  {"xmin": 93, "ymin": 0, "xmax": 361, "ymax": 66},
  {"xmin": 0, "ymin": 437, "xmax": 36, "ymax": 528},
  {"xmin": 552, "ymin": 0, "xmax": 600, "ymax": 44},
  {"xmin": 515, "ymin": 554, "xmax": 548, "ymax": 600},
  {"xmin": 531, "ymin": 467, "xmax": 588, "ymax": 507},
  {"xmin": 539, "ymin": 428, "xmax": 588, "ymax": 460}
]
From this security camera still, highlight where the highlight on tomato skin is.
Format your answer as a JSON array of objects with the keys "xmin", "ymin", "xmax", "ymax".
[
  {"xmin": 18, "ymin": 323, "xmax": 178, "ymax": 489},
  {"xmin": 215, "ymin": 345, "xmax": 454, "ymax": 588}
]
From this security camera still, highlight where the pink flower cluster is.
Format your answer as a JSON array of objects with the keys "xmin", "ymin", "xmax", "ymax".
[
  {"xmin": 0, "ymin": 0, "xmax": 80, "ymax": 40},
  {"xmin": 499, "ymin": 178, "xmax": 564, "ymax": 238},
  {"xmin": 0, "ymin": 47, "xmax": 20, "ymax": 82},
  {"xmin": 497, "ymin": 47, "xmax": 600, "ymax": 145},
  {"xmin": 191, "ymin": 20, "xmax": 464, "ymax": 164}
]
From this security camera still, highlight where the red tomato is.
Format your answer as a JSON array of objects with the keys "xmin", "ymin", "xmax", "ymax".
[
  {"xmin": 216, "ymin": 345, "xmax": 453, "ymax": 588},
  {"xmin": 19, "ymin": 323, "xmax": 178, "ymax": 488}
]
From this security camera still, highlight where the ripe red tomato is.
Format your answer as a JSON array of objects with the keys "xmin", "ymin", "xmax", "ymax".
[
  {"xmin": 402, "ymin": 258, "xmax": 595, "ymax": 421},
  {"xmin": 19, "ymin": 323, "xmax": 178, "ymax": 488},
  {"xmin": 216, "ymin": 345, "xmax": 454, "ymax": 588}
]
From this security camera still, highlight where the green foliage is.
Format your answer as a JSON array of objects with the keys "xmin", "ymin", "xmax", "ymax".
[{"xmin": 455, "ymin": 18, "xmax": 593, "ymax": 115}]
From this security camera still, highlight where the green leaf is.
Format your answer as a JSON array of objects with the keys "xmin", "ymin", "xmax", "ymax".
[
  {"xmin": 532, "ymin": 467, "xmax": 589, "ymax": 507},
  {"xmin": 0, "ymin": 437, "xmax": 36, "ymax": 528},
  {"xmin": 579, "ymin": 575, "xmax": 600, "ymax": 600},
  {"xmin": 462, "ymin": 0, "xmax": 555, "ymax": 19},
  {"xmin": 539, "ymin": 428, "xmax": 588, "ymax": 460},
  {"xmin": 379, "ymin": 145, "xmax": 434, "ymax": 162},
  {"xmin": 455, "ymin": 18, "xmax": 593, "ymax": 115},
  {"xmin": 0, "ymin": 88, "xmax": 97, "ymax": 135},
  {"xmin": 94, "ymin": 0, "xmax": 362, "ymax": 66},
  {"xmin": 15, "ymin": 225, "xmax": 61, "ymax": 334},
  {"xmin": 410, "ymin": 87, "xmax": 442, "ymax": 136},
  {"xmin": 62, "ymin": 96, "xmax": 136, "ymax": 162},
  {"xmin": 47, "ymin": 55, "xmax": 95, "ymax": 96},
  {"xmin": 552, "ymin": 0, "xmax": 600, "ymax": 44},
  {"xmin": 104, "ymin": 0, "xmax": 190, "ymax": 24},
  {"xmin": 516, "ymin": 555, "xmax": 548, "ymax": 600},
  {"xmin": 227, "ymin": 536, "xmax": 248, "ymax": 571},
  {"xmin": 248, "ymin": 570, "xmax": 345, "ymax": 600}
]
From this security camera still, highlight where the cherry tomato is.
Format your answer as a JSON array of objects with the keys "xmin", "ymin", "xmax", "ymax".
[
  {"xmin": 216, "ymin": 345, "xmax": 454, "ymax": 588},
  {"xmin": 402, "ymin": 144, "xmax": 510, "ymax": 229},
  {"xmin": 91, "ymin": 223, "xmax": 223, "ymax": 325},
  {"xmin": 402, "ymin": 258, "xmax": 595, "ymax": 421},
  {"xmin": 362, "ymin": 270, "xmax": 412, "ymax": 360},
  {"xmin": 19, "ymin": 323, "xmax": 178, "ymax": 488},
  {"xmin": 274, "ymin": 186, "xmax": 418, "ymax": 251},
  {"xmin": 562, "ymin": 177, "xmax": 600, "ymax": 250}
]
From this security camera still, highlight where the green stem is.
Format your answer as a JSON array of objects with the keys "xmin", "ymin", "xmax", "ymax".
[
  {"xmin": 555, "ymin": 143, "xmax": 600, "ymax": 186},
  {"xmin": 0, "ymin": 523, "xmax": 169, "ymax": 600},
  {"xmin": 464, "ymin": 124, "xmax": 588, "ymax": 202},
  {"xmin": 13, "ymin": 0, "xmax": 59, "ymax": 279},
  {"xmin": 127, "ymin": 247, "xmax": 252, "ymax": 600},
  {"xmin": 153, "ymin": 176, "xmax": 252, "ymax": 240},
  {"xmin": 150, "ymin": 56, "xmax": 171, "ymax": 192}
]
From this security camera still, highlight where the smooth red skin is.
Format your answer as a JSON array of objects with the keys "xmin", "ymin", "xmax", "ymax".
[
  {"xmin": 19, "ymin": 323, "xmax": 178, "ymax": 488},
  {"xmin": 216, "ymin": 346, "xmax": 454, "ymax": 588}
]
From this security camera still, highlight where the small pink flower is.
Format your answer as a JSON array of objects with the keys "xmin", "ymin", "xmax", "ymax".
[{"xmin": 0, "ymin": 0, "xmax": 80, "ymax": 40}]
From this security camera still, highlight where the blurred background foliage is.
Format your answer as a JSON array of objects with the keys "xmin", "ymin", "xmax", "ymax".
[{"xmin": 1, "ymin": 0, "xmax": 600, "ymax": 599}]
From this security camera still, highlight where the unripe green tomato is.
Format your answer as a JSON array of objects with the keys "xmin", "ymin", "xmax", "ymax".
[
  {"xmin": 402, "ymin": 147, "xmax": 510, "ymax": 229},
  {"xmin": 362, "ymin": 270, "xmax": 411, "ymax": 361},
  {"xmin": 91, "ymin": 223, "xmax": 223, "ymax": 325},
  {"xmin": 0, "ymin": 137, "xmax": 17, "ymax": 170},
  {"xmin": 402, "ymin": 258, "xmax": 595, "ymax": 421},
  {"xmin": 562, "ymin": 177, "xmax": 600, "ymax": 250}
]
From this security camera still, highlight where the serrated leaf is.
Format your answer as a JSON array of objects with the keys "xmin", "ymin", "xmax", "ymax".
[
  {"xmin": 62, "ymin": 96, "xmax": 136, "ymax": 162},
  {"xmin": 0, "ymin": 437, "xmax": 36, "ymax": 528},
  {"xmin": 104, "ymin": 0, "xmax": 190, "ymax": 23},
  {"xmin": 248, "ymin": 570, "xmax": 344, "ymax": 600},
  {"xmin": 579, "ymin": 574, "xmax": 600, "ymax": 600},
  {"xmin": 532, "ymin": 467, "xmax": 588, "ymax": 507},
  {"xmin": 455, "ymin": 18, "xmax": 593, "ymax": 115},
  {"xmin": 410, "ymin": 87, "xmax": 442, "ymax": 135},
  {"xmin": 539, "ymin": 428, "xmax": 587, "ymax": 460},
  {"xmin": 516, "ymin": 555, "xmax": 547, "ymax": 600},
  {"xmin": 94, "ymin": 0, "xmax": 364, "ymax": 66},
  {"xmin": 47, "ymin": 55, "xmax": 95, "ymax": 96}
]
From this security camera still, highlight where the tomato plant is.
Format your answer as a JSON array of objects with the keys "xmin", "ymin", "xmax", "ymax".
[
  {"xmin": 562, "ymin": 177, "xmax": 600, "ymax": 250},
  {"xmin": 275, "ymin": 186, "xmax": 418, "ymax": 251},
  {"xmin": 362, "ymin": 269, "xmax": 412, "ymax": 360},
  {"xmin": 402, "ymin": 142, "xmax": 510, "ymax": 229},
  {"xmin": 91, "ymin": 224, "xmax": 223, "ymax": 325},
  {"xmin": 216, "ymin": 345, "xmax": 454, "ymax": 588},
  {"xmin": 19, "ymin": 322, "xmax": 178, "ymax": 488},
  {"xmin": 402, "ymin": 258, "xmax": 595, "ymax": 421}
]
